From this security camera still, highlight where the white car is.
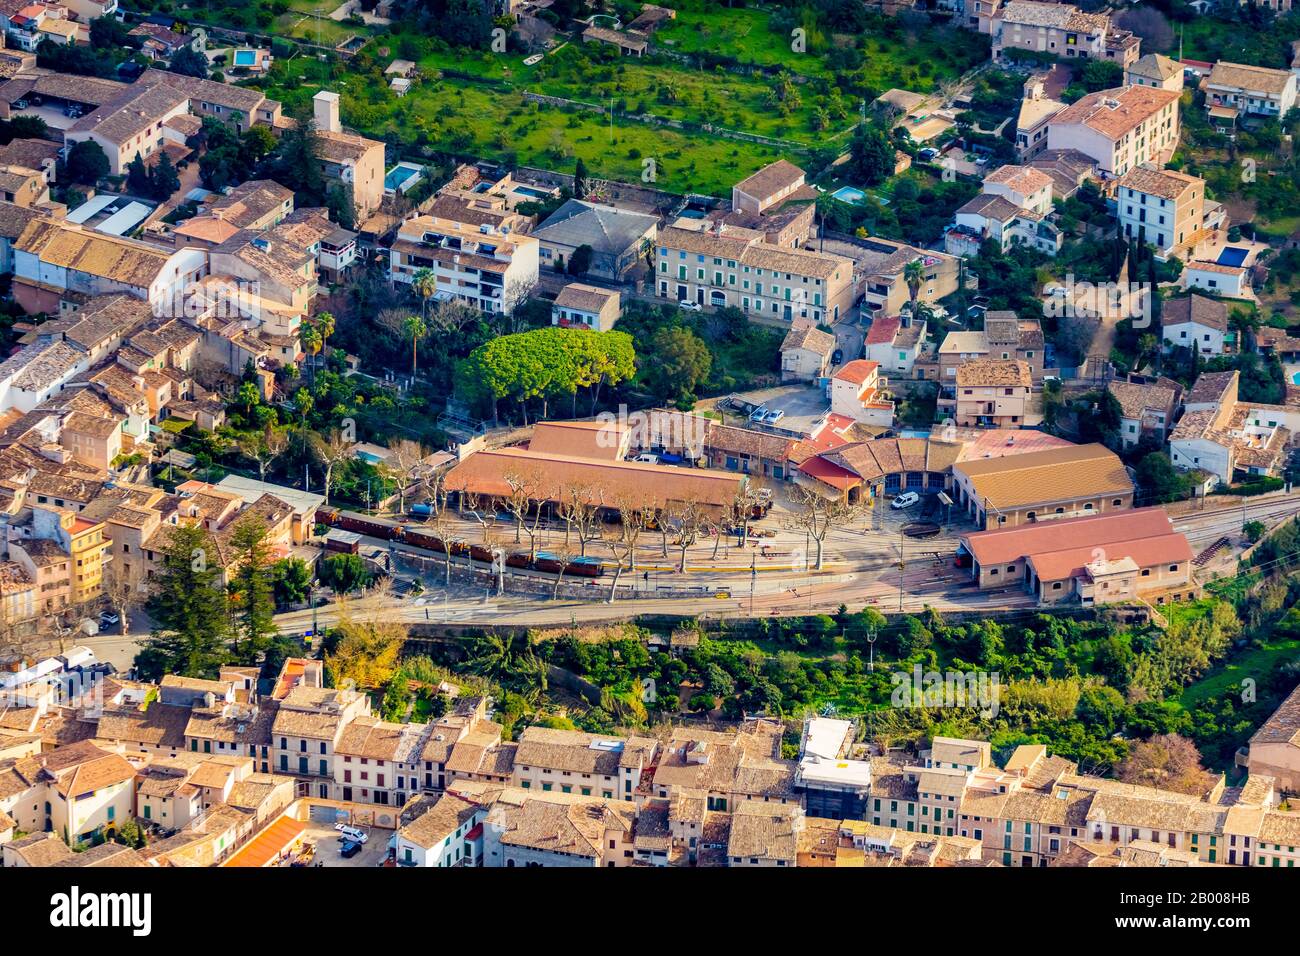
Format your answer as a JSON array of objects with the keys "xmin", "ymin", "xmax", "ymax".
[
  {"xmin": 678, "ymin": 300, "xmax": 703, "ymax": 312},
  {"xmin": 890, "ymin": 492, "xmax": 921, "ymax": 510}
]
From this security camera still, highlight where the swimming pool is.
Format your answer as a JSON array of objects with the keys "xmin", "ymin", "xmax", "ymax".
[
  {"xmin": 1217, "ymin": 246, "xmax": 1249, "ymax": 267},
  {"xmin": 831, "ymin": 186, "xmax": 866, "ymax": 205},
  {"xmin": 1292, "ymin": 371, "xmax": 1300, "ymax": 386},
  {"xmin": 233, "ymin": 49, "xmax": 258, "ymax": 67},
  {"xmin": 513, "ymin": 185, "xmax": 552, "ymax": 200},
  {"xmin": 384, "ymin": 163, "xmax": 424, "ymax": 193}
]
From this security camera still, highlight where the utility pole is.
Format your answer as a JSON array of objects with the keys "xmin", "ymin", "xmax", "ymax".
[
  {"xmin": 897, "ymin": 526, "xmax": 905, "ymax": 613},
  {"xmin": 749, "ymin": 553, "xmax": 756, "ymax": 615},
  {"xmin": 866, "ymin": 625, "xmax": 877, "ymax": 672}
]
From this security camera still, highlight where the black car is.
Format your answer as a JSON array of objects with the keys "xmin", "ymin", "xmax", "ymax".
[
  {"xmin": 339, "ymin": 840, "xmax": 362, "ymax": 859},
  {"xmin": 831, "ymin": 348, "xmax": 844, "ymax": 365}
]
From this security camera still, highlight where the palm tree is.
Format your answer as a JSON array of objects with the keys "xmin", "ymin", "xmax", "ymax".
[
  {"xmin": 411, "ymin": 269, "xmax": 437, "ymax": 322},
  {"xmin": 403, "ymin": 315, "xmax": 427, "ymax": 376},
  {"xmin": 903, "ymin": 258, "xmax": 926, "ymax": 314},
  {"xmin": 300, "ymin": 325, "xmax": 322, "ymax": 384},
  {"xmin": 315, "ymin": 311, "xmax": 335, "ymax": 360}
]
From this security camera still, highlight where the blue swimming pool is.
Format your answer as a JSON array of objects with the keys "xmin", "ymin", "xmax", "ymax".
[
  {"xmin": 384, "ymin": 163, "xmax": 423, "ymax": 192},
  {"xmin": 1217, "ymin": 246, "xmax": 1249, "ymax": 267},
  {"xmin": 832, "ymin": 186, "xmax": 866, "ymax": 205},
  {"xmin": 234, "ymin": 50, "xmax": 257, "ymax": 66},
  {"xmin": 1291, "ymin": 371, "xmax": 1300, "ymax": 386}
]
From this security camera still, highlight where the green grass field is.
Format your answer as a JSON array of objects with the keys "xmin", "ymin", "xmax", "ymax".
[
  {"xmin": 266, "ymin": 61, "xmax": 789, "ymax": 194},
  {"xmin": 1179, "ymin": 638, "xmax": 1300, "ymax": 707}
]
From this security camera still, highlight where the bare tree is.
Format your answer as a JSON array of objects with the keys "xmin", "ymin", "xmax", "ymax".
[
  {"xmin": 788, "ymin": 483, "xmax": 863, "ymax": 571},
  {"xmin": 427, "ymin": 497, "xmax": 455, "ymax": 589},
  {"xmin": 549, "ymin": 544, "xmax": 575, "ymax": 601},
  {"xmin": 100, "ymin": 556, "xmax": 137, "ymax": 636},
  {"xmin": 502, "ymin": 470, "xmax": 548, "ymax": 560},
  {"xmin": 311, "ymin": 429, "xmax": 353, "ymax": 505},
  {"xmin": 241, "ymin": 428, "xmax": 287, "ymax": 482},
  {"xmin": 383, "ymin": 439, "xmax": 426, "ymax": 515},
  {"xmin": 604, "ymin": 493, "xmax": 653, "ymax": 602},
  {"xmin": 731, "ymin": 479, "xmax": 769, "ymax": 548},
  {"xmin": 556, "ymin": 483, "xmax": 604, "ymax": 557},
  {"xmin": 501, "ymin": 274, "xmax": 539, "ymax": 333},
  {"xmin": 665, "ymin": 500, "xmax": 707, "ymax": 573}
]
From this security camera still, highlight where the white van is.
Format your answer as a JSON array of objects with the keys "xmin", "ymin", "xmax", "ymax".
[{"xmin": 336, "ymin": 825, "xmax": 368, "ymax": 844}]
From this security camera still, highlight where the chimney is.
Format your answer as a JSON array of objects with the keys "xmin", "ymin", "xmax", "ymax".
[{"xmin": 313, "ymin": 90, "xmax": 341, "ymax": 134}]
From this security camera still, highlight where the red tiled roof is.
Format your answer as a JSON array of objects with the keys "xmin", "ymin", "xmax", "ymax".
[{"xmin": 834, "ymin": 360, "xmax": 879, "ymax": 385}]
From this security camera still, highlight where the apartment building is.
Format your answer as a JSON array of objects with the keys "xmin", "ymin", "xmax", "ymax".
[
  {"xmin": 938, "ymin": 312, "xmax": 1045, "ymax": 384},
  {"xmin": 829, "ymin": 359, "xmax": 895, "ymax": 428},
  {"xmin": 1046, "ymin": 85, "xmax": 1180, "ymax": 177},
  {"xmin": 1170, "ymin": 369, "xmax": 1299, "ymax": 485},
  {"xmin": 63, "ymin": 82, "xmax": 190, "ymax": 176},
  {"xmin": 1016, "ymin": 76, "xmax": 1066, "ymax": 160},
  {"xmin": 390, "ymin": 213, "xmax": 540, "ymax": 317},
  {"xmin": 862, "ymin": 314, "xmax": 927, "ymax": 377},
  {"xmin": 335, "ymin": 715, "xmax": 431, "ymax": 807},
  {"xmin": 533, "ymin": 199, "xmax": 658, "ymax": 282},
  {"xmin": 458, "ymin": 781, "xmax": 639, "ymax": 867},
  {"xmin": 648, "ymin": 720, "xmax": 798, "ymax": 812},
  {"xmin": 512, "ymin": 727, "xmax": 657, "ymax": 802},
  {"xmin": 948, "ymin": 359, "xmax": 1032, "ymax": 428},
  {"xmin": 656, "ymin": 222, "xmax": 855, "ymax": 325},
  {"xmin": 1115, "ymin": 165, "xmax": 1207, "ymax": 260},
  {"xmin": 0, "ymin": 740, "xmax": 136, "ymax": 844},
  {"xmin": 1205, "ymin": 61, "xmax": 1298, "ymax": 122},
  {"xmin": 394, "ymin": 792, "xmax": 485, "ymax": 867},
  {"xmin": 11, "ymin": 217, "xmax": 205, "ymax": 316},
  {"xmin": 271, "ymin": 684, "xmax": 371, "ymax": 799},
  {"xmin": 990, "ymin": 1, "xmax": 1140, "ymax": 69},
  {"xmin": 1248, "ymin": 682, "xmax": 1300, "ymax": 793}
]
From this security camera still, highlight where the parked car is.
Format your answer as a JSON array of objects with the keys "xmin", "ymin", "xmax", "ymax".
[
  {"xmin": 335, "ymin": 824, "xmax": 368, "ymax": 844},
  {"xmin": 831, "ymin": 348, "xmax": 843, "ymax": 365},
  {"xmin": 631, "ymin": 453, "xmax": 660, "ymax": 464},
  {"xmin": 339, "ymin": 840, "xmax": 362, "ymax": 859},
  {"xmin": 763, "ymin": 409, "xmax": 785, "ymax": 423},
  {"xmin": 99, "ymin": 611, "xmax": 120, "ymax": 628},
  {"xmin": 678, "ymin": 300, "xmax": 702, "ymax": 312},
  {"xmin": 890, "ymin": 491, "xmax": 921, "ymax": 510}
]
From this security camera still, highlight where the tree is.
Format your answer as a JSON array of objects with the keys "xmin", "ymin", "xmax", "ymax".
[
  {"xmin": 604, "ymin": 493, "xmax": 654, "ymax": 602},
  {"xmin": 903, "ymin": 258, "xmax": 926, "ymax": 312},
  {"xmin": 568, "ymin": 243, "xmax": 594, "ymax": 276},
  {"xmin": 271, "ymin": 557, "xmax": 313, "ymax": 608},
  {"xmin": 169, "ymin": 45, "xmax": 209, "ymax": 79},
  {"xmin": 646, "ymin": 326, "xmax": 710, "ymax": 405},
  {"xmin": 556, "ymin": 484, "xmax": 604, "ymax": 556},
  {"xmin": 227, "ymin": 516, "xmax": 277, "ymax": 661},
  {"xmin": 403, "ymin": 315, "xmax": 427, "ymax": 375},
  {"xmin": 1136, "ymin": 451, "xmax": 1191, "ymax": 504},
  {"xmin": 848, "ymin": 121, "xmax": 895, "ymax": 187},
  {"xmin": 502, "ymin": 470, "xmax": 547, "ymax": 558},
  {"xmin": 311, "ymin": 429, "xmax": 353, "ymax": 505},
  {"xmin": 1116, "ymin": 733, "xmax": 1218, "ymax": 796},
  {"xmin": 382, "ymin": 439, "xmax": 426, "ymax": 516},
  {"xmin": 324, "ymin": 607, "xmax": 405, "ymax": 690},
  {"xmin": 665, "ymin": 500, "xmax": 707, "ymax": 572},
  {"xmin": 152, "ymin": 152, "xmax": 180, "ymax": 199},
  {"xmin": 126, "ymin": 152, "xmax": 152, "ymax": 196},
  {"xmin": 65, "ymin": 139, "xmax": 109, "ymax": 186},
  {"xmin": 300, "ymin": 324, "xmax": 323, "ymax": 384},
  {"xmin": 573, "ymin": 157, "xmax": 588, "ymax": 200},
  {"xmin": 789, "ymin": 483, "xmax": 862, "ymax": 570},
  {"xmin": 322, "ymin": 553, "xmax": 371, "ymax": 594},
  {"xmin": 314, "ymin": 311, "xmax": 336, "ymax": 358},
  {"xmin": 410, "ymin": 268, "xmax": 437, "ymax": 322},
  {"xmin": 241, "ymin": 428, "xmax": 287, "ymax": 481},
  {"xmin": 139, "ymin": 525, "xmax": 230, "ymax": 678}
]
